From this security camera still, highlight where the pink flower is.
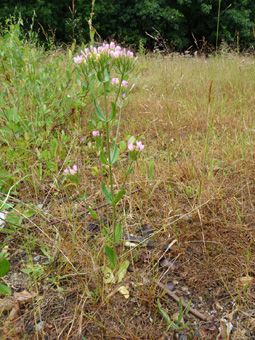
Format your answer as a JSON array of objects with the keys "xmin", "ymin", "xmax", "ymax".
[
  {"xmin": 127, "ymin": 140, "xmax": 145, "ymax": 152},
  {"xmin": 63, "ymin": 165, "xmax": 78, "ymax": 175},
  {"xmin": 131, "ymin": 83, "xmax": 135, "ymax": 90},
  {"xmin": 122, "ymin": 93, "xmax": 126, "ymax": 99},
  {"xmin": 127, "ymin": 51, "xmax": 134, "ymax": 58},
  {"xmin": 121, "ymin": 80, "xmax": 128, "ymax": 87},
  {"xmin": 92, "ymin": 131, "xmax": 100, "ymax": 137},
  {"xmin": 114, "ymin": 51, "xmax": 121, "ymax": 58},
  {"xmin": 127, "ymin": 142, "xmax": 135, "ymax": 151},
  {"xmin": 75, "ymin": 42, "xmax": 136, "ymax": 64},
  {"xmin": 111, "ymin": 78, "xmax": 119, "ymax": 85},
  {"xmin": 110, "ymin": 42, "xmax": 115, "ymax": 49},
  {"xmin": 73, "ymin": 55, "xmax": 84, "ymax": 64},
  {"xmin": 136, "ymin": 141, "xmax": 145, "ymax": 151}
]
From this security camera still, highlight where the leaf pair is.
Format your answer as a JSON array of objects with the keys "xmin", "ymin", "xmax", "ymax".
[
  {"xmin": 94, "ymin": 99, "xmax": 116, "ymax": 123},
  {"xmin": 101, "ymin": 183, "xmax": 125, "ymax": 205},
  {"xmin": 100, "ymin": 142, "xmax": 119, "ymax": 166},
  {"xmin": 101, "ymin": 260, "xmax": 129, "ymax": 282},
  {"xmin": 157, "ymin": 298, "xmax": 190, "ymax": 332}
]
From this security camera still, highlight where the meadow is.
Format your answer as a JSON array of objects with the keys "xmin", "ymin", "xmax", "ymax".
[{"xmin": 0, "ymin": 23, "xmax": 255, "ymax": 340}]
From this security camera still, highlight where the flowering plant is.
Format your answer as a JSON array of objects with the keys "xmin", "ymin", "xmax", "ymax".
[{"xmin": 73, "ymin": 42, "xmax": 143, "ymax": 269}]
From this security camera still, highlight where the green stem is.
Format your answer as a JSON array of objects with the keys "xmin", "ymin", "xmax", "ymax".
[
  {"xmin": 115, "ymin": 73, "xmax": 125, "ymax": 142},
  {"xmin": 104, "ymin": 83, "xmax": 117, "ymax": 265}
]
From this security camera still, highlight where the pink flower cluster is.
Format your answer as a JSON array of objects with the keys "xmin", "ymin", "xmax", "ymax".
[
  {"xmin": 74, "ymin": 42, "xmax": 135, "ymax": 64},
  {"xmin": 128, "ymin": 141, "xmax": 145, "ymax": 151},
  {"xmin": 64, "ymin": 165, "xmax": 78, "ymax": 175},
  {"xmin": 92, "ymin": 131, "xmax": 100, "ymax": 137},
  {"xmin": 111, "ymin": 79, "xmax": 130, "ymax": 87},
  {"xmin": 111, "ymin": 78, "xmax": 119, "ymax": 85}
]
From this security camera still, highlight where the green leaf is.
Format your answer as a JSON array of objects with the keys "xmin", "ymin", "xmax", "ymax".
[
  {"xmin": 108, "ymin": 102, "xmax": 117, "ymax": 121},
  {"xmin": 94, "ymin": 99, "xmax": 106, "ymax": 122},
  {"xmin": 149, "ymin": 160, "xmax": 154, "ymax": 183},
  {"xmin": 110, "ymin": 142, "xmax": 119, "ymax": 165},
  {"xmin": 0, "ymin": 228, "xmax": 16, "ymax": 234},
  {"xmin": 175, "ymin": 321, "xmax": 190, "ymax": 330},
  {"xmin": 177, "ymin": 308, "xmax": 183, "ymax": 324},
  {"xmin": 101, "ymin": 266, "xmax": 115, "ymax": 283},
  {"xmin": 112, "ymin": 190, "xmax": 126, "ymax": 205},
  {"xmin": 105, "ymin": 246, "xmax": 116, "ymax": 268},
  {"xmin": 119, "ymin": 141, "xmax": 126, "ymax": 153},
  {"xmin": 100, "ymin": 149, "xmax": 109, "ymax": 165},
  {"xmin": 185, "ymin": 300, "xmax": 191, "ymax": 315},
  {"xmin": 116, "ymin": 260, "xmax": 129, "ymax": 283},
  {"xmin": 0, "ymin": 257, "xmax": 10, "ymax": 277},
  {"xmin": 87, "ymin": 207, "xmax": 100, "ymax": 221},
  {"xmin": 128, "ymin": 136, "xmax": 136, "ymax": 144},
  {"xmin": 157, "ymin": 299, "xmax": 173, "ymax": 331},
  {"xmin": 114, "ymin": 222, "xmax": 122, "ymax": 243},
  {"xmin": 6, "ymin": 213, "xmax": 21, "ymax": 227},
  {"xmin": 0, "ymin": 283, "xmax": 12, "ymax": 295},
  {"xmin": 101, "ymin": 183, "xmax": 113, "ymax": 204},
  {"xmin": 23, "ymin": 210, "xmax": 35, "ymax": 218},
  {"xmin": 129, "ymin": 151, "xmax": 136, "ymax": 161}
]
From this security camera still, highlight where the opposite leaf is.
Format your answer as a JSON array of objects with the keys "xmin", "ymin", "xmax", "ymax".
[
  {"xmin": 101, "ymin": 183, "xmax": 113, "ymax": 204},
  {"xmin": 116, "ymin": 260, "xmax": 130, "ymax": 283},
  {"xmin": 112, "ymin": 190, "xmax": 126, "ymax": 205},
  {"xmin": 108, "ymin": 102, "xmax": 117, "ymax": 122},
  {"xmin": 110, "ymin": 143, "xmax": 119, "ymax": 165},
  {"xmin": 87, "ymin": 207, "xmax": 100, "ymax": 221},
  {"xmin": 105, "ymin": 246, "xmax": 116, "ymax": 268},
  {"xmin": 94, "ymin": 99, "xmax": 106, "ymax": 122},
  {"xmin": 114, "ymin": 222, "xmax": 122, "ymax": 243},
  {"xmin": 100, "ymin": 149, "xmax": 109, "ymax": 166}
]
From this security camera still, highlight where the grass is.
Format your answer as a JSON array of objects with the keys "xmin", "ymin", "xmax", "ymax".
[{"xmin": 1, "ymin": 26, "xmax": 255, "ymax": 339}]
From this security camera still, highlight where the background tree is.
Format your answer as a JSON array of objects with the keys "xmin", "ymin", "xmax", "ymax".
[{"xmin": 0, "ymin": 0, "xmax": 254, "ymax": 51}]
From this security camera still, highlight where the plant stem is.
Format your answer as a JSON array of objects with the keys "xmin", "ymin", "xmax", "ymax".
[
  {"xmin": 104, "ymin": 83, "xmax": 117, "ymax": 265},
  {"xmin": 115, "ymin": 73, "xmax": 125, "ymax": 142}
]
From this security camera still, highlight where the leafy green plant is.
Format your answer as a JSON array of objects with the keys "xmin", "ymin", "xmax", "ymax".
[
  {"xmin": 157, "ymin": 298, "xmax": 191, "ymax": 332},
  {"xmin": 73, "ymin": 42, "xmax": 143, "ymax": 270}
]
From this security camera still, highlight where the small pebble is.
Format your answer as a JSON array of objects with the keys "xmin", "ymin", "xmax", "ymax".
[
  {"xmin": 33, "ymin": 255, "xmax": 41, "ymax": 262},
  {"xmin": 36, "ymin": 321, "xmax": 45, "ymax": 331},
  {"xmin": 194, "ymin": 330, "xmax": 200, "ymax": 339},
  {"xmin": 0, "ymin": 211, "xmax": 8, "ymax": 228}
]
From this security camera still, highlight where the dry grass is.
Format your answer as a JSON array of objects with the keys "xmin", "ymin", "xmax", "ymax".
[{"xmin": 1, "ymin": 53, "xmax": 255, "ymax": 339}]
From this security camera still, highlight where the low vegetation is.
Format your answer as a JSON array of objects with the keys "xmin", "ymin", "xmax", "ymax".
[{"xmin": 0, "ymin": 22, "xmax": 255, "ymax": 339}]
